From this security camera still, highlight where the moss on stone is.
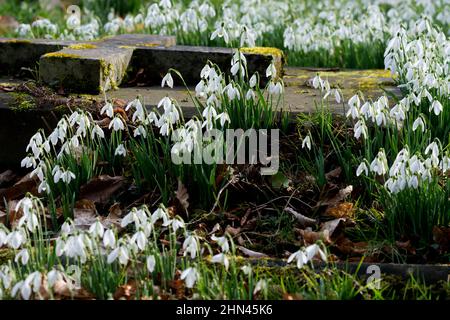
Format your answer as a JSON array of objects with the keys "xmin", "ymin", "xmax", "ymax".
[
  {"xmin": 241, "ymin": 47, "xmax": 284, "ymax": 58},
  {"xmin": 0, "ymin": 249, "xmax": 14, "ymax": 265},
  {"xmin": 9, "ymin": 92, "xmax": 36, "ymax": 112},
  {"xmin": 135, "ymin": 42, "xmax": 159, "ymax": 47},
  {"xmin": 43, "ymin": 52, "xmax": 82, "ymax": 59},
  {"xmin": 68, "ymin": 43, "xmax": 98, "ymax": 50}
]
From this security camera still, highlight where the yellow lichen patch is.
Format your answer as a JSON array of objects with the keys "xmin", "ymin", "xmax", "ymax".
[
  {"xmin": 135, "ymin": 42, "xmax": 160, "ymax": 47},
  {"xmin": 119, "ymin": 45, "xmax": 136, "ymax": 49},
  {"xmin": 240, "ymin": 47, "xmax": 284, "ymax": 58},
  {"xmin": 68, "ymin": 43, "xmax": 98, "ymax": 50},
  {"xmin": 43, "ymin": 52, "xmax": 82, "ymax": 59}
]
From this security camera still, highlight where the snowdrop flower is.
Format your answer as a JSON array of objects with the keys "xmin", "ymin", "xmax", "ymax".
[
  {"xmin": 180, "ymin": 267, "xmax": 199, "ymax": 288},
  {"xmin": 89, "ymin": 220, "xmax": 104, "ymax": 238},
  {"xmin": 354, "ymin": 120, "xmax": 368, "ymax": 140},
  {"xmin": 241, "ymin": 265, "xmax": 252, "ymax": 275},
  {"xmin": 370, "ymin": 149, "xmax": 388, "ymax": 176},
  {"xmin": 183, "ymin": 234, "xmax": 199, "ymax": 259},
  {"xmin": 146, "ymin": 255, "xmax": 156, "ymax": 273},
  {"xmin": 412, "ymin": 116, "xmax": 426, "ymax": 132},
  {"xmin": 211, "ymin": 22, "xmax": 229, "ymax": 44},
  {"xmin": 115, "ymin": 144, "xmax": 127, "ymax": 157},
  {"xmin": 15, "ymin": 249, "xmax": 30, "ymax": 266},
  {"xmin": 246, "ymin": 89, "xmax": 256, "ymax": 101},
  {"xmin": 215, "ymin": 112, "xmax": 230, "ymax": 127},
  {"xmin": 109, "ymin": 117, "xmax": 125, "ymax": 131},
  {"xmin": 107, "ymin": 245, "xmax": 130, "ymax": 265},
  {"xmin": 430, "ymin": 100, "xmax": 443, "ymax": 116},
  {"xmin": 266, "ymin": 63, "xmax": 277, "ymax": 79},
  {"xmin": 7, "ymin": 230, "xmax": 26, "ymax": 249},
  {"xmin": 249, "ymin": 74, "xmax": 257, "ymax": 88},
  {"xmin": 356, "ymin": 162, "xmax": 369, "ymax": 176},
  {"xmin": 253, "ymin": 279, "xmax": 267, "ymax": 295},
  {"xmin": 268, "ymin": 81, "xmax": 283, "ymax": 95},
  {"xmin": 103, "ymin": 229, "xmax": 116, "ymax": 248},
  {"xmin": 91, "ymin": 124, "xmax": 105, "ymax": 139},
  {"xmin": 302, "ymin": 135, "xmax": 312, "ymax": 150},
  {"xmin": 287, "ymin": 249, "xmax": 308, "ymax": 269},
  {"xmin": 161, "ymin": 72, "xmax": 174, "ymax": 88},
  {"xmin": 101, "ymin": 102, "xmax": 114, "ymax": 118},
  {"xmin": 171, "ymin": 217, "xmax": 185, "ymax": 233},
  {"xmin": 211, "ymin": 234, "xmax": 230, "ymax": 253},
  {"xmin": 211, "ymin": 253, "xmax": 229, "ymax": 270},
  {"xmin": 304, "ymin": 244, "xmax": 327, "ymax": 261},
  {"xmin": 133, "ymin": 125, "xmax": 147, "ymax": 138},
  {"xmin": 21, "ymin": 156, "xmax": 36, "ymax": 169}
]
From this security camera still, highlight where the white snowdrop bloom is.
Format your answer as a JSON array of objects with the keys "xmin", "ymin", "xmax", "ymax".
[
  {"xmin": 61, "ymin": 222, "xmax": 72, "ymax": 236},
  {"xmin": 210, "ymin": 22, "xmax": 229, "ymax": 44},
  {"xmin": 370, "ymin": 150, "xmax": 388, "ymax": 176},
  {"xmin": 131, "ymin": 230, "xmax": 147, "ymax": 251},
  {"xmin": 114, "ymin": 144, "xmax": 127, "ymax": 157},
  {"xmin": 146, "ymin": 255, "xmax": 156, "ymax": 273},
  {"xmin": 215, "ymin": 112, "xmax": 230, "ymax": 127},
  {"xmin": 354, "ymin": 120, "xmax": 368, "ymax": 140},
  {"xmin": 183, "ymin": 234, "xmax": 199, "ymax": 259},
  {"xmin": 312, "ymin": 74, "xmax": 322, "ymax": 90},
  {"xmin": 253, "ymin": 279, "xmax": 267, "ymax": 295},
  {"xmin": 241, "ymin": 265, "xmax": 252, "ymax": 275},
  {"xmin": 348, "ymin": 94, "xmax": 361, "ymax": 110},
  {"xmin": 249, "ymin": 74, "xmax": 258, "ymax": 88},
  {"xmin": 246, "ymin": 89, "xmax": 256, "ymax": 101},
  {"xmin": 266, "ymin": 62, "xmax": 277, "ymax": 79},
  {"xmin": 47, "ymin": 269, "xmax": 63, "ymax": 288},
  {"xmin": 161, "ymin": 72, "xmax": 174, "ymax": 88},
  {"xmin": 21, "ymin": 156, "xmax": 36, "ymax": 169},
  {"xmin": 200, "ymin": 65, "xmax": 211, "ymax": 79},
  {"xmin": 16, "ymin": 24, "xmax": 32, "ymax": 37},
  {"xmin": 224, "ymin": 83, "xmax": 240, "ymax": 100},
  {"xmin": 88, "ymin": 220, "xmax": 104, "ymax": 238},
  {"xmin": 103, "ymin": 229, "xmax": 116, "ymax": 248},
  {"xmin": 211, "ymin": 234, "xmax": 230, "ymax": 253},
  {"xmin": 302, "ymin": 135, "xmax": 311, "ymax": 150},
  {"xmin": 268, "ymin": 81, "xmax": 283, "ymax": 95},
  {"xmin": 157, "ymin": 96, "xmax": 172, "ymax": 110},
  {"xmin": 412, "ymin": 116, "xmax": 426, "ymax": 132},
  {"xmin": 356, "ymin": 162, "xmax": 369, "ymax": 176},
  {"xmin": 107, "ymin": 245, "xmax": 129, "ymax": 265},
  {"xmin": 425, "ymin": 141, "xmax": 440, "ymax": 166},
  {"xmin": 91, "ymin": 124, "xmax": 105, "ymax": 139},
  {"xmin": 304, "ymin": 244, "xmax": 327, "ymax": 261},
  {"xmin": 7, "ymin": 230, "xmax": 26, "ymax": 249},
  {"xmin": 15, "ymin": 249, "xmax": 30, "ymax": 266},
  {"xmin": 180, "ymin": 267, "xmax": 199, "ymax": 288},
  {"xmin": 430, "ymin": 100, "xmax": 443, "ymax": 116},
  {"xmin": 171, "ymin": 217, "xmax": 185, "ymax": 232},
  {"xmin": 133, "ymin": 125, "xmax": 147, "ymax": 138},
  {"xmin": 109, "ymin": 117, "xmax": 125, "ymax": 131},
  {"xmin": 287, "ymin": 249, "xmax": 308, "ymax": 269},
  {"xmin": 211, "ymin": 253, "xmax": 230, "ymax": 270},
  {"xmin": 101, "ymin": 102, "xmax": 114, "ymax": 118},
  {"xmin": 0, "ymin": 230, "xmax": 7, "ymax": 247}
]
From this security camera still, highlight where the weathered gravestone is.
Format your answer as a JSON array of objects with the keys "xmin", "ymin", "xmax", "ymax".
[{"xmin": 0, "ymin": 34, "xmax": 284, "ymax": 93}]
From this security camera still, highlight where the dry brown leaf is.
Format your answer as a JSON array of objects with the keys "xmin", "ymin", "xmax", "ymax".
[
  {"xmin": 320, "ymin": 218, "xmax": 346, "ymax": 238},
  {"xmin": 225, "ymin": 225, "xmax": 241, "ymax": 236},
  {"xmin": 114, "ymin": 280, "xmax": 137, "ymax": 300},
  {"xmin": 7, "ymin": 200, "xmax": 21, "ymax": 229},
  {"xmin": 237, "ymin": 246, "xmax": 268, "ymax": 258},
  {"xmin": 317, "ymin": 185, "xmax": 353, "ymax": 208},
  {"xmin": 298, "ymin": 228, "xmax": 331, "ymax": 245},
  {"xmin": 433, "ymin": 226, "xmax": 450, "ymax": 252},
  {"xmin": 325, "ymin": 202, "xmax": 354, "ymax": 218},
  {"xmin": 0, "ymin": 170, "xmax": 18, "ymax": 188},
  {"xmin": 0, "ymin": 174, "xmax": 38, "ymax": 200},
  {"xmin": 0, "ymin": 210, "xmax": 6, "ymax": 225},
  {"xmin": 79, "ymin": 175, "xmax": 125, "ymax": 205},
  {"xmin": 325, "ymin": 167, "xmax": 342, "ymax": 180},
  {"xmin": 285, "ymin": 207, "xmax": 317, "ymax": 227},
  {"xmin": 175, "ymin": 180, "xmax": 189, "ymax": 212}
]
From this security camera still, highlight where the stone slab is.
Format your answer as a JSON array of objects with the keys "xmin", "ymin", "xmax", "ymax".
[
  {"xmin": 2, "ymin": 35, "xmax": 283, "ymax": 93},
  {"xmin": 39, "ymin": 46, "xmax": 134, "ymax": 93},
  {"xmin": 0, "ymin": 38, "xmax": 76, "ymax": 75}
]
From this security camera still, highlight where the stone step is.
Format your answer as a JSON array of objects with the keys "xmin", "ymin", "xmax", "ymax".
[
  {"xmin": 1, "ymin": 35, "xmax": 283, "ymax": 93},
  {"xmin": 39, "ymin": 46, "xmax": 134, "ymax": 93}
]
